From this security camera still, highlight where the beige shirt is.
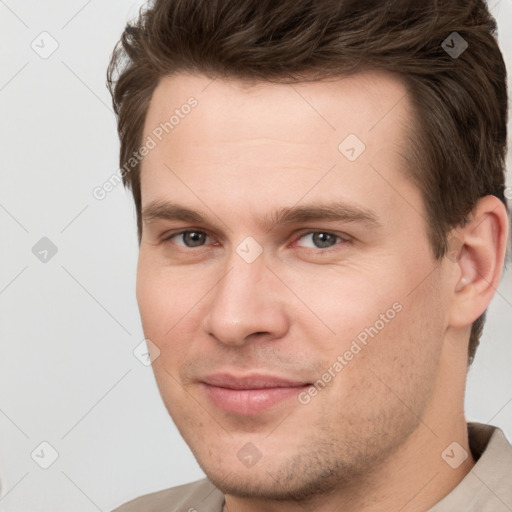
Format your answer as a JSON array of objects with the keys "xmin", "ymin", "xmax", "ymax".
[{"xmin": 112, "ymin": 423, "xmax": 512, "ymax": 512}]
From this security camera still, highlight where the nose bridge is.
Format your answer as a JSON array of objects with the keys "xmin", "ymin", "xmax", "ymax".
[{"xmin": 203, "ymin": 250, "xmax": 287, "ymax": 345}]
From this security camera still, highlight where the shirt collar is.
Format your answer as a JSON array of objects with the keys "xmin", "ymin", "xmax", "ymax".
[{"xmin": 429, "ymin": 422, "xmax": 512, "ymax": 511}]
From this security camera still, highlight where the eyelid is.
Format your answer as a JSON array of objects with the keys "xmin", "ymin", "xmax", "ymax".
[
  {"xmin": 291, "ymin": 230, "xmax": 351, "ymax": 250},
  {"xmin": 162, "ymin": 228, "xmax": 213, "ymax": 246},
  {"xmin": 161, "ymin": 228, "xmax": 351, "ymax": 250}
]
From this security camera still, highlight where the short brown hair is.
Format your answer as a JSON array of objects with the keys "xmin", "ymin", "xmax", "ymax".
[{"xmin": 107, "ymin": 0, "xmax": 508, "ymax": 364}]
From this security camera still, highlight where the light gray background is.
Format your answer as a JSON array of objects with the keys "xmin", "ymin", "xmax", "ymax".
[{"xmin": 1, "ymin": 1, "xmax": 511, "ymax": 511}]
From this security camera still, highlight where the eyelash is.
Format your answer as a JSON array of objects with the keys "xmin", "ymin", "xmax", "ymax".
[{"xmin": 161, "ymin": 229, "xmax": 350, "ymax": 252}]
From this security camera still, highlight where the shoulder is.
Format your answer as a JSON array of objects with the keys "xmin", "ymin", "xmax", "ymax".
[{"xmin": 111, "ymin": 478, "xmax": 225, "ymax": 512}]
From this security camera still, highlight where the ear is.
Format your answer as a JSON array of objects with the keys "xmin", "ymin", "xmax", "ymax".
[{"xmin": 447, "ymin": 195, "xmax": 509, "ymax": 329}]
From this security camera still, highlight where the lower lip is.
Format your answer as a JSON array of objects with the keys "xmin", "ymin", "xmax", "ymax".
[{"xmin": 201, "ymin": 383, "xmax": 309, "ymax": 415}]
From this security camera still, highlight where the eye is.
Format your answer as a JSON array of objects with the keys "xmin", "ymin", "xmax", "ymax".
[
  {"xmin": 166, "ymin": 230, "xmax": 211, "ymax": 248},
  {"xmin": 294, "ymin": 231, "xmax": 346, "ymax": 250},
  {"xmin": 162, "ymin": 229, "xmax": 348, "ymax": 251}
]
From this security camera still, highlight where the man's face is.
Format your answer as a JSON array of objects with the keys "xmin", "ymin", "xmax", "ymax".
[{"xmin": 136, "ymin": 71, "xmax": 451, "ymax": 499}]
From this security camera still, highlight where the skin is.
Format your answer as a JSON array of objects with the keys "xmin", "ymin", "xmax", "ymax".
[{"xmin": 136, "ymin": 71, "xmax": 508, "ymax": 512}]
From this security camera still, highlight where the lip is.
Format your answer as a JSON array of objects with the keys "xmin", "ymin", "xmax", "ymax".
[{"xmin": 200, "ymin": 373, "xmax": 311, "ymax": 415}]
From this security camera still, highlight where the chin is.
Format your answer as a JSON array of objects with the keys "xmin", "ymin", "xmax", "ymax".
[
  {"xmin": 203, "ymin": 465, "xmax": 345, "ymax": 502},
  {"xmin": 193, "ymin": 445, "xmax": 356, "ymax": 502}
]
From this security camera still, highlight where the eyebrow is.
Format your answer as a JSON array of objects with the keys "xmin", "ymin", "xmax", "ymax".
[{"xmin": 141, "ymin": 200, "xmax": 381, "ymax": 231}]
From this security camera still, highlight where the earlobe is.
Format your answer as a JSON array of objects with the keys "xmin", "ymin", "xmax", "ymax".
[{"xmin": 448, "ymin": 195, "xmax": 509, "ymax": 328}]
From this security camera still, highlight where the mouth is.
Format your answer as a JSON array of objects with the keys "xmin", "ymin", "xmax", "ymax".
[{"xmin": 200, "ymin": 373, "xmax": 311, "ymax": 415}]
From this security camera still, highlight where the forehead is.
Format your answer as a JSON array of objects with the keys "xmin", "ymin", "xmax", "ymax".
[
  {"xmin": 144, "ymin": 69, "xmax": 411, "ymax": 145},
  {"xmin": 139, "ymin": 70, "xmax": 418, "ymax": 225}
]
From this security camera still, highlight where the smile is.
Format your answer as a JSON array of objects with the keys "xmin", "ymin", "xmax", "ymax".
[{"xmin": 200, "ymin": 373, "xmax": 311, "ymax": 415}]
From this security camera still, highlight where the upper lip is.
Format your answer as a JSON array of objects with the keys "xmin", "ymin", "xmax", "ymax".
[{"xmin": 201, "ymin": 373, "xmax": 310, "ymax": 390}]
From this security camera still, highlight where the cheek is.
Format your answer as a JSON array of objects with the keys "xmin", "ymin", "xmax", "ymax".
[
  {"xmin": 289, "ymin": 253, "xmax": 444, "ymax": 374},
  {"xmin": 136, "ymin": 263, "xmax": 169, "ymax": 337},
  {"xmin": 136, "ymin": 256, "xmax": 201, "ymax": 335},
  {"xmin": 135, "ymin": 262, "xmax": 193, "ymax": 402},
  {"xmin": 136, "ymin": 257, "xmax": 220, "ymax": 376},
  {"xmin": 286, "ymin": 262, "xmax": 407, "ymax": 350},
  {"xmin": 303, "ymin": 292, "xmax": 444, "ymax": 437}
]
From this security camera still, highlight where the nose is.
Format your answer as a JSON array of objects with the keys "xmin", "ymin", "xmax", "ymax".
[{"xmin": 202, "ymin": 255, "xmax": 289, "ymax": 346}]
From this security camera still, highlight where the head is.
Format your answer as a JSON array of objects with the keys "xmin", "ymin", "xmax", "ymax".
[{"xmin": 107, "ymin": 0, "xmax": 509, "ymax": 502}]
